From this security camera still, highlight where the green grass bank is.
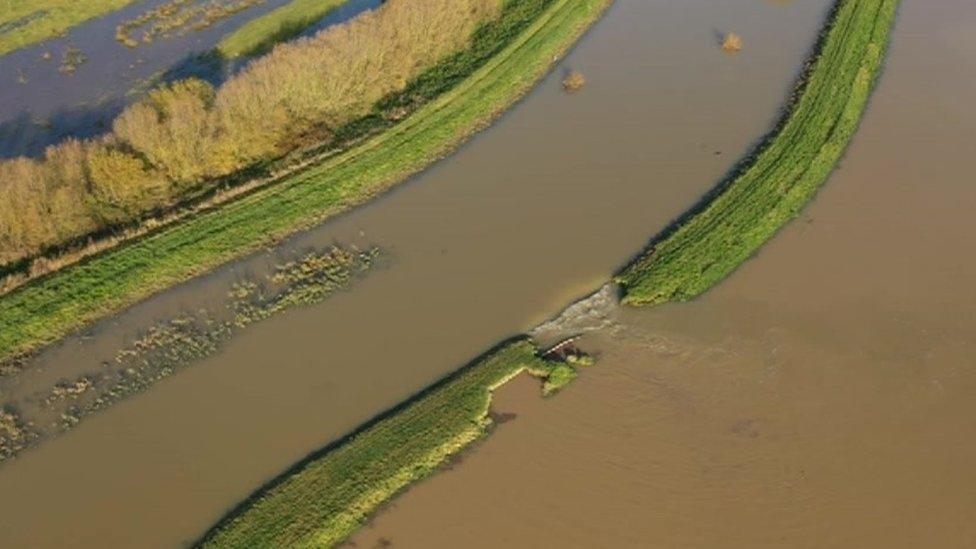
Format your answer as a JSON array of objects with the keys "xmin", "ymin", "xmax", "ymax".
[
  {"xmin": 0, "ymin": 0, "xmax": 610, "ymax": 366},
  {"xmin": 198, "ymin": 339, "xmax": 581, "ymax": 548},
  {"xmin": 617, "ymin": 0, "xmax": 899, "ymax": 306},
  {"xmin": 215, "ymin": 0, "xmax": 348, "ymax": 58},
  {"xmin": 0, "ymin": 0, "xmax": 135, "ymax": 57},
  {"xmin": 203, "ymin": 2, "xmax": 896, "ymax": 546}
]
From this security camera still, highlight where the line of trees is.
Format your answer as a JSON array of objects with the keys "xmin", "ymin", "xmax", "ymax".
[{"xmin": 0, "ymin": 0, "xmax": 501, "ymax": 266}]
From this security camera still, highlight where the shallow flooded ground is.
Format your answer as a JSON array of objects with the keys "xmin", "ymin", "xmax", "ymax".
[
  {"xmin": 348, "ymin": 1, "xmax": 976, "ymax": 547},
  {"xmin": 0, "ymin": 0, "xmax": 381, "ymax": 158},
  {"xmin": 0, "ymin": 0, "xmax": 839, "ymax": 546}
]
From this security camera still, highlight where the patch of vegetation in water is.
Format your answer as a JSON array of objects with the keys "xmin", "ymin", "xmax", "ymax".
[
  {"xmin": 198, "ymin": 338, "xmax": 591, "ymax": 548},
  {"xmin": 116, "ymin": 0, "xmax": 267, "ymax": 48},
  {"xmin": 0, "ymin": 1, "xmax": 136, "ymax": 57},
  {"xmin": 57, "ymin": 45, "xmax": 88, "ymax": 74},
  {"xmin": 0, "ymin": 245, "xmax": 381, "ymax": 465},
  {"xmin": 617, "ymin": 0, "xmax": 900, "ymax": 306},
  {"xmin": 0, "ymin": 406, "xmax": 35, "ymax": 462}
]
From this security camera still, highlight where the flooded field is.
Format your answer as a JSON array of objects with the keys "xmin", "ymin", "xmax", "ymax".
[
  {"xmin": 348, "ymin": 1, "xmax": 976, "ymax": 547},
  {"xmin": 0, "ymin": 0, "xmax": 381, "ymax": 157},
  {"xmin": 0, "ymin": 0, "xmax": 841, "ymax": 545}
]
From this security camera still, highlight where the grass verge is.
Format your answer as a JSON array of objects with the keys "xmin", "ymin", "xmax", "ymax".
[
  {"xmin": 0, "ymin": 0, "xmax": 611, "ymax": 366},
  {"xmin": 0, "ymin": 0, "xmax": 135, "ymax": 57},
  {"xmin": 215, "ymin": 0, "xmax": 349, "ymax": 59},
  {"xmin": 616, "ymin": 0, "xmax": 899, "ymax": 305},
  {"xmin": 198, "ymin": 339, "xmax": 581, "ymax": 548}
]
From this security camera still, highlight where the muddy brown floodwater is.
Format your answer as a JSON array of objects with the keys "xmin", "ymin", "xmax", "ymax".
[
  {"xmin": 0, "ymin": 0, "xmax": 919, "ymax": 547},
  {"xmin": 348, "ymin": 1, "xmax": 976, "ymax": 548}
]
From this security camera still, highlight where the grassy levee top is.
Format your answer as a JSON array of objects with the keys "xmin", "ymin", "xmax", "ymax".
[
  {"xmin": 199, "ymin": 340, "xmax": 580, "ymax": 548},
  {"xmin": 0, "ymin": 0, "xmax": 136, "ymax": 57},
  {"xmin": 617, "ymin": 0, "xmax": 899, "ymax": 306},
  {"xmin": 0, "ymin": 0, "xmax": 608, "ymax": 366}
]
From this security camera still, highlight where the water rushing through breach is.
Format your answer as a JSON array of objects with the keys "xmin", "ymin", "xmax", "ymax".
[{"xmin": 1, "ymin": 0, "xmax": 965, "ymax": 547}]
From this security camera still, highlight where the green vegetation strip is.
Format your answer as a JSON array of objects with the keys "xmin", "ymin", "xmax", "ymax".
[
  {"xmin": 216, "ymin": 0, "xmax": 348, "ymax": 58},
  {"xmin": 0, "ymin": 0, "xmax": 136, "ymax": 57},
  {"xmin": 199, "ymin": 339, "xmax": 579, "ymax": 548},
  {"xmin": 617, "ymin": 0, "xmax": 899, "ymax": 305},
  {"xmin": 0, "ymin": 0, "xmax": 609, "ymax": 365}
]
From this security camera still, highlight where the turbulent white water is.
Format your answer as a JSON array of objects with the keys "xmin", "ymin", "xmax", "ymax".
[{"xmin": 530, "ymin": 283, "xmax": 620, "ymax": 346}]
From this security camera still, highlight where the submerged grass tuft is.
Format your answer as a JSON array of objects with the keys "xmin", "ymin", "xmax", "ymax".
[
  {"xmin": 0, "ymin": 406, "xmax": 33, "ymax": 462},
  {"xmin": 722, "ymin": 32, "xmax": 743, "ymax": 53},
  {"xmin": 562, "ymin": 69, "xmax": 586, "ymax": 92}
]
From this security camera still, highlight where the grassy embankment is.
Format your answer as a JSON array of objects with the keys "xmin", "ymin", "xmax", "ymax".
[
  {"xmin": 197, "ymin": 0, "xmax": 606, "ymax": 546},
  {"xmin": 215, "ymin": 0, "xmax": 349, "ymax": 59},
  {"xmin": 0, "ymin": 0, "xmax": 606, "ymax": 367},
  {"xmin": 0, "ymin": 0, "xmax": 135, "ymax": 57},
  {"xmin": 200, "ymin": 1, "xmax": 897, "ymax": 545},
  {"xmin": 199, "ymin": 339, "xmax": 579, "ymax": 548},
  {"xmin": 617, "ymin": 0, "xmax": 899, "ymax": 305}
]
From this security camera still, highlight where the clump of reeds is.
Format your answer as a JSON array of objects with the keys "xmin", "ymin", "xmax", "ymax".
[
  {"xmin": 562, "ymin": 69, "xmax": 586, "ymax": 92},
  {"xmin": 117, "ymin": 0, "xmax": 266, "ymax": 47},
  {"xmin": 0, "ymin": 407, "xmax": 32, "ymax": 461},
  {"xmin": 45, "ymin": 376, "xmax": 94, "ymax": 404},
  {"xmin": 722, "ymin": 32, "xmax": 743, "ymax": 53},
  {"xmin": 58, "ymin": 46, "xmax": 87, "ymax": 74}
]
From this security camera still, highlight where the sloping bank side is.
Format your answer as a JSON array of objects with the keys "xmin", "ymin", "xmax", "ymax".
[
  {"xmin": 198, "ymin": 339, "xmax": 585, "ymax": 548},
  {"xmin": 617, "ymin": 0, "xmax": 900, "ymax": 305}
]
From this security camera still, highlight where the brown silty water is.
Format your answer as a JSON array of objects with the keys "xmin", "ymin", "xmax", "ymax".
[
  {"xmin": 348, "ymin": 1, "xmax": 976, "ymax": 548},
  {"xmin": 0, "ymin": 0, "xmax": 859, "ymax": 546}
]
